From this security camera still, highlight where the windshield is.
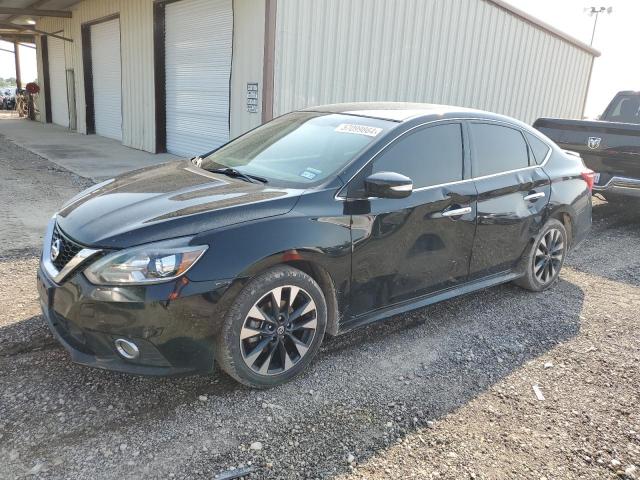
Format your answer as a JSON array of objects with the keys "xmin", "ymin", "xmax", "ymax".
[
  {"xmin": 200, "ymin": 112, "xmax": 396, "ymax": 188},
  {"xmin": 603, "ymin": 95, "xmax": 640, "ymax": 124}
]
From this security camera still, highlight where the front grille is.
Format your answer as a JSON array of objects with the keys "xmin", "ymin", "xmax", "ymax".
[{"xmin": 51, "ymin": 224, "xmax": 83, "ymax": 271}]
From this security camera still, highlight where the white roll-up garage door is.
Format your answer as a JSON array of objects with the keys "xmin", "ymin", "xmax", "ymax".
[
  {"xmin": 165, "ymin": 0, "xmax": 233, "ymax": 157},
  {"xmin": 90, "ymin": 18, "xmax": 122, "ymax": 141},
  {"xmin": 48, "ymin": 36, "xmax": 69, "ymax": 128}
]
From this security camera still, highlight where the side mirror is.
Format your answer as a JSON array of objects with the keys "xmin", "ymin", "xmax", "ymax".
[{"xmin": 364, "ymin": 171, "xmax": 413, "ymax": 199}]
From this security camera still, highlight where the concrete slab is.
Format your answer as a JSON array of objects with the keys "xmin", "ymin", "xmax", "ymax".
[{"xmin": 0, "ymin": 112, "xmax": 181, "ymax": 181}]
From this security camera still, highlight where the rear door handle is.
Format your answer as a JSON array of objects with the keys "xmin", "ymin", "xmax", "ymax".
[
  {"xmin": 441, "ymin": 206, "xmax": 472, "ymax": 218},
  {"xmin": 524, "ymin": 192, "xmax": 546, "ymax": 202}
]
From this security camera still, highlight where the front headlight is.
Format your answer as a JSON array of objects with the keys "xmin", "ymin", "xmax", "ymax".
[{"xmin": 84, "ymin": 238, "xmax": 208, "ymax": 285}]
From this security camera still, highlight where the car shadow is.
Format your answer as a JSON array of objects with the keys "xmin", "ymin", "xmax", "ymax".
[{"xmin": 0, "ymin": 272, "xmax": 584, "ymax": 478}]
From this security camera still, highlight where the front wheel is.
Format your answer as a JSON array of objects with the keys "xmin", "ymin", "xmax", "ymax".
[
  {"xmin": 515, "ymin": 219, "xmax": 568, "ymax": 292},
  {"xmin": 215, "ymin": 266, "xmax": 327, "ymax": 388}
]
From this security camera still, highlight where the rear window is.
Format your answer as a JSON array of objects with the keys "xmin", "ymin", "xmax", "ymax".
[
  {"xmin": 470, "ymin": 123, "xmax": 530, "ymax": 177},
  {"xmin": 603, "ymin": 95, "xmax": 640, "ymax": 124},
  {"xmin": 525, "ymin": 132, "xmax": 551, "ymax": 165}
]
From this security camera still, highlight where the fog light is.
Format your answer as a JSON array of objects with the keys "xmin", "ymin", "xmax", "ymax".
[{"xmin": 114, "ymin": 338, "xmax": 140, "ymax": 360}]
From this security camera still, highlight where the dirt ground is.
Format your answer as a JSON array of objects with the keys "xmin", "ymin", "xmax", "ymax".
[{"xmin": 0, "ymin": 135, "xmax": 638, "ymax": 479}]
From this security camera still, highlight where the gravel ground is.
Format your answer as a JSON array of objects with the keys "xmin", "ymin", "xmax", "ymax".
[
  {"xmin": 0, "ymin": 138, "xmax": 638, "ymax": 479},
  {"xmin": 0, "ymin": 133, "xmax": 93, "ymax": 254}
]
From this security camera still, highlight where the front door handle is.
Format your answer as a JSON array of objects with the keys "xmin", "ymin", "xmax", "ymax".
[
  {"xmin": 524, "ymin": 191, "xmax": 546, "ymax": 202},
  {"xmin": 441, "ymin": 206, "xmax": 472, "ymax": 218}
]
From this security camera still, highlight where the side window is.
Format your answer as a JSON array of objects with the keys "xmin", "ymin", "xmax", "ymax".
[
  {"xmin": 372, "ymin": 123, "xmax": 464, "ymax": 188},
  {"xmin": 525, "ymin": 132, "xmax": 551, "ymax": 165},
  {"xmin": 470, "ymin": 123, "xmax": 529, "ymax": 177}
]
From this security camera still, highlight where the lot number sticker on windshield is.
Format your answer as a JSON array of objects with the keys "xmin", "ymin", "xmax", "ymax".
[{"xmin": 335, "ymin": 124, "xmax": 383, "ymax": 137}]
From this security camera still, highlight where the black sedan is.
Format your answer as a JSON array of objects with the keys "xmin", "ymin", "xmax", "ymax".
[{"xmin": 37, "ymin": 103, "xmax": 593, "ymax": 388}]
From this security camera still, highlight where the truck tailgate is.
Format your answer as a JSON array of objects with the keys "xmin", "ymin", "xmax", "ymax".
[{"xmin": 534, "ymin": 118, "xmax": 640, "ymax": 186}]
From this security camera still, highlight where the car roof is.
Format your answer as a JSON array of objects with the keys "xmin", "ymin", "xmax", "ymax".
[{"xmin": 301, "ymin": 102, "xmax": 518, "ymax": 124}]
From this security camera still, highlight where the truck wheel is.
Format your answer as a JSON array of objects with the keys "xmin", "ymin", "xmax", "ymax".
[
  {"xmin": 215, "ymin": 266, "xmax": 327, "ymax": 388},
  {"xmin": 515, "ymin": 219, "xmax": 568, "ymax": 292}
]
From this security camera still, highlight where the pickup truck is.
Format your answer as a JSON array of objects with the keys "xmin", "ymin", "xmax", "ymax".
[{"xmin": 534, "ymin": 91, "xmax": 640, "ymax": 200}]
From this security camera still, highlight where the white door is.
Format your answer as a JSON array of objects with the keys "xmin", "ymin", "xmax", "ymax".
[
  {"xmin": 48, "ymin": 36, "xmax": 69, "ymax": 128},
  {"xmin": 165, "ymin": 0, "xmax": 233, "ymax": 156},
  {"xmin": 90, "ymin": 18, "xmax": 122, "ymax": 141}
]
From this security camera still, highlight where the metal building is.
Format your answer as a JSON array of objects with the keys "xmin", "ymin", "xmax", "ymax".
[{"xmin": 18, "ymin": 0, "xmax": 598, "ymax": 156}]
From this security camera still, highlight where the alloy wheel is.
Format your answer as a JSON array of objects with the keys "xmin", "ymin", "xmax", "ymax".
[
  {"xmin": 240, "ymin": 286, "xmax": 318, "ymax": 376},
  {"xmin": 534, "ymin": 228, "xmax": 564, "ymax": 284}
]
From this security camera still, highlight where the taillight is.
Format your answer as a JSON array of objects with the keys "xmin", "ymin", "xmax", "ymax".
[{"xmin": 581, "ymin": 169, "xmax": 595, "ymax": 192}]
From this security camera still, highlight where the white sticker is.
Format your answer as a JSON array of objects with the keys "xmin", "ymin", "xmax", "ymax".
[
  {"xmin": 300, "ymin": 170, "xmax": 317, "ymax": 180},
  {"xmin": 335, "ymin": 124, "xmax": 383, "ymax": 137}
]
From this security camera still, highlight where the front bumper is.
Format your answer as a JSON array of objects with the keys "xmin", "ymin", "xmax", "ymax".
[
  {"xmin": 37, "ymin": 264, "xmax": 233, "ymax": 376},
  {"xmin": 593, "ymin": 176, "xmax": 640, "ymax": 198}
]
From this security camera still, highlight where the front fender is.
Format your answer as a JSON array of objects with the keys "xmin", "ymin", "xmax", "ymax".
[{"xmin": 185, "ymin": 206, "xmax": 352, "ymax": 324}]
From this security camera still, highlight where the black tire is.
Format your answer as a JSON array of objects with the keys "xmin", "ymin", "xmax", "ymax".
[
  {"xmin": 514, "ymin": 218, "xmax": 568, "ymax": 292},
  {"xmin": 214, "ymin": 265, "xmax": 327, "ymax": 388}
]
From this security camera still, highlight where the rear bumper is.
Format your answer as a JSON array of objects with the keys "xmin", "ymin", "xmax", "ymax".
[
  {"xmin": 594, "ymin": 176, "xmax": 640, "ymax": 198},
  {"xmin": 37, "ymin": 264, "xmax": 233, "ymax": 377}
]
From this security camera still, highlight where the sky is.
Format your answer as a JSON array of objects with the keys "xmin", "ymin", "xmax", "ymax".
[
  {"xmin": 0, "ymin": 1, "xmax": 635, "ymax": 118},
  {"xmin": 0, "ymin": 40, "xmax": 38, "ymax": 83}
]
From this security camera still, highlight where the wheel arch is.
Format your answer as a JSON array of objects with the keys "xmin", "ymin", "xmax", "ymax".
[
  {"xmin": 547, "ymin": 207, "xmax": 574, "ymax": 247},
  {"xmin": 235, "ymin": 249, "xmax": 343, "ymax": 336}
]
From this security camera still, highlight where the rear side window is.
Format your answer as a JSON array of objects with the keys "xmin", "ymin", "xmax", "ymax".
[
  {"xmin": 470, "ymin": 123, "xmax": 529, "ymax": 177},
  {"xmin": 372, "ymin": 123, "xmax": 464, "ymax": 188},
  {"xmin": 603, "ymin": 95, "xmax": 640, "ymax": 124},
  {"xmin": 525, "ymin": 132, "xmax": 551, "ymax": 165}
]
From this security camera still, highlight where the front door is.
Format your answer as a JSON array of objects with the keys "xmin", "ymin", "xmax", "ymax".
[
  {"xmin": 347, "ymin": 122, "xmax": 477, "ymax": 318},
  {"xmin": 467, "ymin": 122, "xmax": 551, "ymax": 278}
]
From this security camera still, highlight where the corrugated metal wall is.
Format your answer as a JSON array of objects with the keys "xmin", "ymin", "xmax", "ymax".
[
  {"xmin": 230, "ymin": 0, "xmax": 266, "ymax": 138},
  {"xmin": 273, "ymin": 0, "xmax": 595, "ymax": 124},
  {"xmin": 36, "ymin": 0, "xmax": 263, "ymax": 152},
  {"xmin": 37, "ymin": 0, "xmax": 156, "ymax": 152}
]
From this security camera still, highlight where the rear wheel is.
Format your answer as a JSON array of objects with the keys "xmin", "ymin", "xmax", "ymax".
[
  {"xmin": 215, "ymin": 266, "xmax": 327, "ymax": 388},
  {"xmin": 515, "ymin": 219, "xmax": 567, "ymax": 292}
]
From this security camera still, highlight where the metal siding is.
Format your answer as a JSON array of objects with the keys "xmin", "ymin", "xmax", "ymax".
[
  {"xmin": 38, "ymin": 0, "xmax": 156, "ymax": 151},
  {"xmin": 273, "ymin": 0, "xmax": 595, "ymax": 124},
  {"xmin": 229, "ymin": 0, "xmax": 266, "ymax": 139},
  {"xmin": 120, "ymin": 0, "xmax": 156, "ymax": 151},
  {"xmin": 36, "ymin": 0, "xmax": 261, "ymax": 152},
  {"xmin": 36, "ymin": 17, "xmax": 72, "ymax": 124}
]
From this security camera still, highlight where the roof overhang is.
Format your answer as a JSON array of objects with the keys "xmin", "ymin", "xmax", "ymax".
[{"xmin": 0, "ymin": 0, "xmax": 79, "ymax": 43}]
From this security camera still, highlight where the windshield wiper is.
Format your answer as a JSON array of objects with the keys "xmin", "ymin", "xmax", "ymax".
[{"xmin": 209, "ymin": 167, "xmax": 268, "ymax": 184}]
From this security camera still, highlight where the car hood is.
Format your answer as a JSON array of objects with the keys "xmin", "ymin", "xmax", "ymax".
[{"xmin": 56, "ymin": 161, "xmax": 302, "ymax": 249}]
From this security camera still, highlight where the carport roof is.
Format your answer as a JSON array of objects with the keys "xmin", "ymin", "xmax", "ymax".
[{"xmin": 0, "ymin": 0, "xmax": 79, "ymax": 42}]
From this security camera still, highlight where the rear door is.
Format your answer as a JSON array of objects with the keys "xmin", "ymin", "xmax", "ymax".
[
  {"xmin": 348, "ymin": 122, "xmax": 477, "ymax": 317},
  {"xmin": 468, "ymin": 122, "xmax": 551, "ymax": 279}
]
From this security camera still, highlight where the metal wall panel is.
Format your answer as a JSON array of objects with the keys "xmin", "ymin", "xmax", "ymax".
[
  {"xmin": 36, "ymin": 16, "xmax": 73, "ymax": 124},
  {"xmin": 273, "ymin": 0, "xmax": 596, "ymax": 124},
  {"xmin": 36, "ymin": 0, "xmax": 260, "ymax": 152},
  {"xmin": 229, "ymin": 0, "xmax": 266, "ymax": 139},
  {"xmin": 37, "ymin": 0, "xmax": 156, "ymax": 152}
]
